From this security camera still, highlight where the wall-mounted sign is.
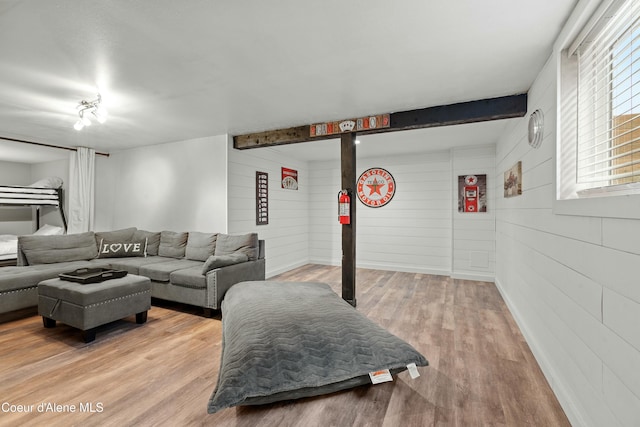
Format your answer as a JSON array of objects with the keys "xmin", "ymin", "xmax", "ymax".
[
  {"xmin": 281, "ymin": 167, "xmax": 298, "ymax": 190},
  {"xmin": 256, "ymin": 171, "xmax": 269, "ymax": 225},
  {"xmin": 310, "ymin": 114, "xmax": 390, "ymax": 137},
  {"xmin": 357, "ymin": 168, "xmax": 396, "ymax": 208},
  {"xmin": 457, "ymin": 174, "xmax": 487, "ymax": 213}
]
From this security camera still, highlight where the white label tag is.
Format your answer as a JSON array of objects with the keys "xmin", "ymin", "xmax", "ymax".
[
  {"xmin": 369, "ymin": 369, "xmax": 393, "ymax": 384},
  {"xmin": 407, "ymin": 363, "xmax": 420, "ymax": 379}
]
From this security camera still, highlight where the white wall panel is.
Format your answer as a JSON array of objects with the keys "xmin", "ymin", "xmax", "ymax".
[
  {"xmin": 308, "ymin": 149, "xmax": 454, "ymax": 276},
  {"xmin": 495, "ymin": 37, "xmax": 640, "ymax": 426},
  {"xmin": 227, "ymin": 144, "xmax": 309, "ymax": 278},
  {"xmin": 95, "ymin": 135, "xmax": 228, "ymax": 233}
]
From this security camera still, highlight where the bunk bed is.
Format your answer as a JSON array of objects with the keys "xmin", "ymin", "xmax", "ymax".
[{"xmin": 0, "ymin": 179, "xmax": 67, "ymax": 266}]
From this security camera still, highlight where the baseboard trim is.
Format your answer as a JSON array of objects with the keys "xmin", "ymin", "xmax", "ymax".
[
  {"xmin": 494, "ymin": 277, "xmax": 587, "ymax": 427},
  {"xmin": 451, "ymin": 272, "xmax": 495, "ymax": 282},
  {"xmin": 266, "ymin": 259, "xmax": 309, "ymax": 279}
]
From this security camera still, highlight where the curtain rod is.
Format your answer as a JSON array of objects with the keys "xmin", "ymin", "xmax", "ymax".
[{"xmin": 0, "ymin": 136, "xmax": 110, "ymax": 157}]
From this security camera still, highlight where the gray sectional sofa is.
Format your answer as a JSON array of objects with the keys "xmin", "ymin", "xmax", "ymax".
[{"xmin": 0, "ymin": 227, "xmax": 265, "ymax": 317}]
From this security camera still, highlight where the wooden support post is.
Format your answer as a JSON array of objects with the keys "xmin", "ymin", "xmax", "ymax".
[{"xmin": 341, "ymin": 133, "xmax": 356, "ymax": 306}]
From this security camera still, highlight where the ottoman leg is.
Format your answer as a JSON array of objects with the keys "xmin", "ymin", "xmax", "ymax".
[
  {"xmin": 42, "ymin": 317, "xmax": 56, "ymax": 328},
  {"xmin": 82, "ymin": 329, "xmax": 97, "ymax": 343},
  {"xmin": 136, "ymin": 310, "xmax": 148, "ymax": 324}
]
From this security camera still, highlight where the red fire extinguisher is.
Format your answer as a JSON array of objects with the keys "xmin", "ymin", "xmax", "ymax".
[{"xmin": 338, "ymin": 190, "xmax": 350, "ymax": 225}]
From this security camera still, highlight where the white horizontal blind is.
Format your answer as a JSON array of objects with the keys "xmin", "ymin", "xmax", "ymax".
[{"xmin": 576, "ymin": 0, "xmax": 640, "ymax": 187}]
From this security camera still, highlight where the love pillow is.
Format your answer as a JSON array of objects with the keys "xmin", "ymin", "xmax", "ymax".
[{"xmin": 97, "ymin": 238, "xmax": 148, "ymax": 258}]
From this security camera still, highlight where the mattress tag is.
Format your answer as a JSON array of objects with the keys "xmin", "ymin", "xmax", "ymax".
[
  {"xmin": 369, "ymin": 369, "xmax": 393, "ymax": 384},
  {"xmin": 407, "ymin": 363, "xmax": 420, "ymax": 379}
]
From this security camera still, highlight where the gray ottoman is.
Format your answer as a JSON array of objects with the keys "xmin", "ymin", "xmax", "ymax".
[{"xmin": 38, "ymin": 274, "xmax": 151, "ymax": 343}]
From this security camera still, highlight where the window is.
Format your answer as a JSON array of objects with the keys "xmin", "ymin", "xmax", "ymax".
[{"xmin": 559, "ymin": 0, "xmax": 640, "ymax": 199}]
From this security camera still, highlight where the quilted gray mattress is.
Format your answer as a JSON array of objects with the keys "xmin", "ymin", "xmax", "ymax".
[{"xmin": 207, "ymin": 280, "xmax": 428, "ymax": 413}]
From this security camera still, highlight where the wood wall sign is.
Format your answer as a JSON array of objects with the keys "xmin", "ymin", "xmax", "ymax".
[
  {"xmin": 256, "ymin": 171, "xmax": 269, "ymax": 225},
  {"xmin": 310, "ymin": 114, "xmax": 390, "ymax": 137},
  {"xmin": 356, "ymin": 168, "xmax": 396, "ymax": 208}
]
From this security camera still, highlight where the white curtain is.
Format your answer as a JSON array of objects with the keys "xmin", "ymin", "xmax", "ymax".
[{"xmin": 68, "ymin": 147, "xmax": 95, "ymax": 234}]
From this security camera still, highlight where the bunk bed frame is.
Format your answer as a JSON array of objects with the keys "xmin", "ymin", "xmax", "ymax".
[{"xmin": 0, "ymin": 185, "xmax": 68, "ymax": 232}]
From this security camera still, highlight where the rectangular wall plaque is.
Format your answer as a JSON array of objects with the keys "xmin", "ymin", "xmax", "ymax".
[{"xmin": 256, "ymin": 171, "xmax": 269, "ymax": 225}]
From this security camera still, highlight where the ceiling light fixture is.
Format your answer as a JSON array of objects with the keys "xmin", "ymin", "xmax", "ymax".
[{"xmin": 73, "ymin": 94, "xmax": 107, "ymax": 130}]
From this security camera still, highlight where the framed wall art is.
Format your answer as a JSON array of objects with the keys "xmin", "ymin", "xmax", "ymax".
[
  {"xmin": 457, "ymin": 174, "xmax": 487, "ymax": 213},
  {"xmin": 504, "ymin": 161, "xmax": 522, "ymax": 198}
]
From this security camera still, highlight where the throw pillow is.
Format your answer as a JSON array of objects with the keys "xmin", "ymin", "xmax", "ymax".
[
  {"xmin": 202, "ymin": 253, "xmax": 249, "ymax": 275},
  {"xmin": 185, "ymin": 232, "xmax": 218, "ymax": 261},
  {"xmin": 214, "ymin": 233, "xmax": 259, "ymax": 261},
  {"xmin": 95, "ymin": 227, "xmax": 137, "ymax": 249},
  {"xmin": 133, "ymin": 230, "xmax": 161, "ymax": 256},
  {"xmin": 158, "ymin": 231, "xmax": 188, "ymax": 258},
  {"xmin": 97, "ymin": 238, "xmax": 147, "ymax": 258}
]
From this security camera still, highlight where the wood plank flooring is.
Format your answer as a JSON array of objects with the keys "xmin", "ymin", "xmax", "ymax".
[{"xmin": 0, "ymin": 265, "xmax": 570, "ymax": 427}]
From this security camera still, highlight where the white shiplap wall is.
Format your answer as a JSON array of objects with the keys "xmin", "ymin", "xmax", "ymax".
[
  {"xmin": 452, "ymin": 146, "xmax": 496, "ymax": 281},
  {"xmin": 495, "ymin": 50, "xmax": 640, "ymax": 426},
  {"xmin": 309, "ymin": 151, "xmax": 453, "ymax": 274},
  {"xmin": 227, "ymin": 142, "xmax": 309, "ymax": 278}
]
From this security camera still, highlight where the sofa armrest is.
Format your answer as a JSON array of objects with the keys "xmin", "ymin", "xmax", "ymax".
[{"xmin": 206, "ymin": 258, "xmax": 266, "ymax": 309}]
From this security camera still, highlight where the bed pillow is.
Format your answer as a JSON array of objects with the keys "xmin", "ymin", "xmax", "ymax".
[
  {"xmin": 214, "ymin": 233, "xmax": 259, "ymax": 261},
  {"xmin": 33, "ymin": 224, "xmax": 65, "ymax": 236},
  {"xmin": 28, "ymin": 176, "xmax": 63, "ymax": 189},
  {"xmin": 133, "ymin": 230, "xmax": 161, "ymax": 256},
  {"xmin": 158, "ymin": 231, "xmax": 188, "ymax": 258},
  {"xmin": 201, "ymin": 253, "xmax": 248, "ymax": 274},
  {"xmin": 97, "ymin": 238, "xmax": 147, "ymax": 258},
  {"xmin": 18, "ymin": 232, "xmax": 99, "ymax": 265},
  {"xmin": 185, "ymin": 232, "xmax": 218, "ymax": 261},
  {"xmin": 207, "ymin": 281, "xmax": 428, "ymax": 413}
]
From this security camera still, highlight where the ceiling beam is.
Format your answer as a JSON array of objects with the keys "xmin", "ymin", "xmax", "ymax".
[{"xmin": 233, "ymin": 93, "xmax": 527, "ymax": 150}]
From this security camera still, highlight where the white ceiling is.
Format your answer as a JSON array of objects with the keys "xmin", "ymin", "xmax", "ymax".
[{"xmin": 0, "ymin": 0, "xmax": 577, "ymax": 163}]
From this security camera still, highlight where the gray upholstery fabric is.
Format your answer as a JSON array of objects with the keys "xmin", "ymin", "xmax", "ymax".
[
  {"xmin": 106, "ymin": 256, "xmax": 173, "ymax": 275},
  {"xmin": 207, "ymin": 281, "xmax": 428, "ymax": 413},
  {"xmin": 214, "ymin": 233, "xmax": 259, "ymax": 261},
  {"xmin": 168, "ymin": 266, "xmax": 207, "ymax": 289},
  {"xmin": 37, "ymin": 275, "xmax": 151, "ymax": 330},
  {"xmin": 158, "ymin": 231, "xmax": 188, "ymax": 258},
  {"xmin": 133, "ymin": 230, "xmax": 161, "ymax": 256},
  {"xmin": 94, "ymin": 227, "xmax": 137, "ymax": 247},
  {"xmin": 18, "ymin": 232, "xmax": 99, "ymax": 265},
  {"xmin": 185, "ymin": 232, "xmax": 218, "ymax": 261},
  {"xmin": 138, "ymin": 259, "xmax": 203, "ymax": 282},
  {"xmin": 202, "ymin": 253, "xmax": 248, "ymax": 274}
]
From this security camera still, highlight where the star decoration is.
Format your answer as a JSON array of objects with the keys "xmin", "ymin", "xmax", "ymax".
[{"xmin": 366, "ymin": 178, "xmax": 385, "ymax": 196}]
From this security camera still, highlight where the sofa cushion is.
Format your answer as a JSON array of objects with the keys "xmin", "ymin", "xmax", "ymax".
[
  {"xmin": 158, "ymin": 231, "xmax": 188, "ymax": 259},
  {"xmin": 138, "ymin": 259, "xmax": 203, "ymax": 282},
  {"xmin": 169, "ymin": 266, "xmax": 207, "ymax": 289},
  {"xmin": 0, "ymin": 260, "xmax": 99, "ymax": 292},
  {"xmin": 97, "ymin": 238, "xmax": 147, "ymax": 258},
  {"xmin": 94, "ymin": 227, "xmax": 137, "ymax": 248},
  {"xmin": 202, "ymin": 253, "xmax": 248, "ymax": 274},
  {"xmin": 133, "ymin": 230, "xmax": 161, "ymax": 256},
  {"xmin": 18, "ymin": 232, "xmax": 99, "ymax": 265},
  {"xmin": 105, "ymin": 256, "xmax": 173, "ymax": 275},
  {"xmin": 185, "ymin": 232, "xmax": 218, "ymax": 262},
  {"xmin": 215, "ymin": 233, "xmax": 259, "ymax": 261}
]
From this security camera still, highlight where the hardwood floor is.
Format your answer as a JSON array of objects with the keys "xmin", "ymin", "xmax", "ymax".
[{"xmin": 0, "ymin": 265, "xmax": 570, "ymax": 427}]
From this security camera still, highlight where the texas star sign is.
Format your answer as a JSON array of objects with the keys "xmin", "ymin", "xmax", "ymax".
[{"xmin": 357, "ymin": 168, "xmax": 396, "ymax": 208}]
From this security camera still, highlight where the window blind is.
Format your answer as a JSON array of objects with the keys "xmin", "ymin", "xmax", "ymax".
[{"xmin": 576, "ymin": 0, "xmax": 640, "ymax": 187}]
